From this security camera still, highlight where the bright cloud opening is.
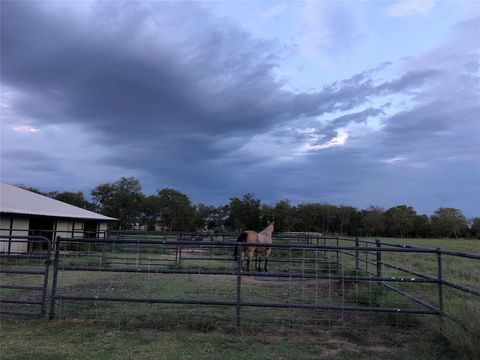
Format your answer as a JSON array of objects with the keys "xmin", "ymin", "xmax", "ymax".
[
  {"xmin": 386, "ymin": 0, "xmax": 435, "ymax": 17},
  {"xmin": 11, "ymin": 125, "xmax": 39, "ymax": 133},
  {"xmin": 382, "ymin": 156, "xmax": 407, "ymax": 164}
]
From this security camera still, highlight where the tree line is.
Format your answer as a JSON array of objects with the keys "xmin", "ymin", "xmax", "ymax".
[{"xmin": 18, "ymin": 177, "xmax": 480, "ymax": 239}]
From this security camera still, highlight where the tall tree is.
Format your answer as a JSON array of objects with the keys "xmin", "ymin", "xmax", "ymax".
[
  {"xmin": 431, "ymin": 208, "xmax": 468, "ymax": 239},
  {"xmin": 193, "ymin": 203, "xmax": 216, "ymax": 229},
  {"xmin": 385, "ymin": 205, "xmax": 416, "ymax": 238},
  {"xmin": 273, "ymin": 199, "xmax": 294, "ymax": 232},
  {"xmin": 228, "ymin": 193, "xmax": 261, "ymax": 231},
  {"xmin": 156, "ymin": 188, "xmax": 195, "ymax": 231},
  {"xmin": 91, "ymin": 177, "xmax": 144, "ymax": 229},
  {"xmin": 413, "ymin": 214, "xmax": 431, "ymax": 238},
  {"xmin": 337, "ymin": 206, "xmax": 359, "ymax": 235},
  {"xmin": 360, "ymin": 206, "xmax": 386, "ymax": 236},
  {"xmin": 260, "ymin": 204, "xmax": 275, "ymax": 228},
  {"xmin": 140, "ymin": 195, "xmax": 162, "ymax": 230},
  {"xmin": 470, "ymin": 217, "xmax": 480, "ymax": 239},
  {"xmin": 15, "ymin": 184, "xmax": 45, "ymax": 195},
  {"xmin": 49, "ymin": 191, "xmax": 94, "ymax": 210}
]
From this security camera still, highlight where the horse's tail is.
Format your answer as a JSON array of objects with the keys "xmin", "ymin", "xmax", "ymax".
[{"xmin": 234, "ymin": 232, "xmax": 248, "ymax": 261}]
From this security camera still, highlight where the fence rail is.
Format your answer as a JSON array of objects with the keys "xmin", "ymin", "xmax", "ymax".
[{"xmin": 1, "ymin": 231, "xmax": 478, "ymax": 331}]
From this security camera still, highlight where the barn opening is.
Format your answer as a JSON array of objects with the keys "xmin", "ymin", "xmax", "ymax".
[
  {"xmin": 84, "ymin": 220, "xmax": 98, "ymax": 238},
  {"xmin": 28, "ymin": 217, "xmax": 54, "ymax": 251}
]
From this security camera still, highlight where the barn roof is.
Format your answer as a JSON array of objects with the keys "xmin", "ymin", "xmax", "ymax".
[{"xmin": 0, "ymin": 183, "xmax": 117, "ymax": 221}]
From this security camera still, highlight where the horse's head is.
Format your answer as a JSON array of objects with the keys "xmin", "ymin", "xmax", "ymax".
[{"xmin": 265, "ymin": 222, "xmax": 274, "ymax": 234}]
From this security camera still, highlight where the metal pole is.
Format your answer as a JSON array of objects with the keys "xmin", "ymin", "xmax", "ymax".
[
  {"xmin": 101, "ymin": 244, "xmax": 107, "ymax": 267},
  {"xmin": 323, "ymin": 236, "xmax": 327, "ymax": 257},
  {"xmin": 355, "ymin": 237, "xmax": 360, "ymax": 274},
  {"xmin": 375, "ymin": 239, "xmax": 382, "ymax": 278},
  {"xmin": 8, "ymin": 217, "xmax": 13, "ymax": 255},
  {"xmin": 336, "ymin": 236, "xmax": 339, "ymax": 271},
  {"xmin": 437, "ymin": 248, "xmax": 444, "ymax": 317},
  {"xmin": 40, "ymin": 237, "xmax": 52, "ymax": 316},
  {"xmin": 365, "ymin": 241, "xmax": 368, "ymax": 275},
  {"xmin": 48, "ymin": 236, "xmax": 61, "ymax": 319},
  {"xmin": 236, "ymin": 242, "xmax": 242, "ymax": 329},
  {"xmin": 178, "ymin": 245, "xmax": 182, "ymax": 268}
]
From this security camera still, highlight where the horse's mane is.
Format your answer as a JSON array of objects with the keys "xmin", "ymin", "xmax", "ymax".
[{"xmin": 260, "ymin": 223, "xmax": 274, "ymax": 236}]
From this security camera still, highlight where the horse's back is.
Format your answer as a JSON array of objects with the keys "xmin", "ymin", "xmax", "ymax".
[{"xmin": 245, "ymin": 230, "xmax": 258, "ymax": 241}]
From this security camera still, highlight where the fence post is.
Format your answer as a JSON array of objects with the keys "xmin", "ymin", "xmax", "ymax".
[
  {"xmin": 178, "ymin": 244, "xmax": 182, "ymax": 268},
  {"xmin": 437, "ymin": 248, "xmax": 444, "ymax": 317},
  {"xmin": 375, "ymin": 239, "xmax": 382, "ymax": 278},
  {"xmin": 7, "ymin": 217, "xmax": 13, "ymax": 255},
  {"xmin": 48, "ymin": 236, "xmax": 61, "ymax": 319},
  {"xmin": 365, "ymin": 241, "xmax": 368, "ymax": 274},
  {"xmin": 101, "ymin": 231, "xmax": 107, "ymax": 267},
  {"xmin": 236, "ymin": 242, "xmax": 242, "ymax": 329},
  {"xmin": 40, "ymin": 237, "xmax": 52, "ymax": 316},
  {"xmin": 174, "ymin": 234, "xmax": 180, "ymax": 268},
  {"xmin": 336, "ymin": 236, "xmax": 339, "ymax": 271},
  {"xmin": 355, "ymin": 237, "xmax": 360, "ymax": 274}
]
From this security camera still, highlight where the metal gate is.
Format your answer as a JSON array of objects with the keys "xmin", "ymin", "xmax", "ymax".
[{"xmin": 0, "ymin": 235, "xmax": 52, "ymax": 317}]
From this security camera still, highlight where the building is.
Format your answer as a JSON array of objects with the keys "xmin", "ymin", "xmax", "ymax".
[{"xmin": 0, "ymin": 183, "xmax": 117, "ymax": 252}]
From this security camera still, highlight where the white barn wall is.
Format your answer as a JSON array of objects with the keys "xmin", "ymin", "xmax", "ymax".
[
  {"xmin": 56, "ymin": 220, "xmax": 73, "ymax": 239},
  {"xmin": 73, "ymin": 221, "xmax": 84, "ymax": 238},
  {"xmin": 99, "ymin": 222, "xmax": 107, "ymax": 238},
  {"xmin": 11, "ymin": 217, "xmax": 29, "ymax": 252},
  {"xmin": 0, "ymin": 215, "xmax": 12, "ymax": 252}
]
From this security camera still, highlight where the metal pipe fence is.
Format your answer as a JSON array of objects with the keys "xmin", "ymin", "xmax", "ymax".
[
  {"xmin": 1, "ymin": 232, "xmax": 478, "ymax": 332},
  {"xmin": 0, "ymin": 235, "xmax": 52, "ymax": 317}
]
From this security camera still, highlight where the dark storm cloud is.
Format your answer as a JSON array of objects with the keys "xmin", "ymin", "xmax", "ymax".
[
  {"xmin": 1, "ymin": 2, "xmax": 438, "ymax": 142},
  {"xmin": 2, "ymin": 150, "xmax": 63, "ymax": 172},
  {"xmin": 1, "ymin": 2, "xmax": 479, "ymax": 215}
]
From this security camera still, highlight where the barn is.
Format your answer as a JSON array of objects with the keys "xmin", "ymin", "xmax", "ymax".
[{"xmin": 0, "ymin": 183, "xmax": 117, "ymax": 253}]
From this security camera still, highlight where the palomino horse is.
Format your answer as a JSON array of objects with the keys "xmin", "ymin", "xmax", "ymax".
[{"xmin": 234, "ymin": 222, "xmax": 274, "ymax": 272}]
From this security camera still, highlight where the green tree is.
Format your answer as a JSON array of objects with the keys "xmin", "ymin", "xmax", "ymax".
[
  {"xmin": 210, "ymin": 205, "xmax": 230, "ymax": 231},
  {"xmin": 470, "ymin": 217, "xmax": 480, "ymax": 239},
  {"xmin": 228, "ymin": 193, "xmax": 261, "ymax": 231},
  {"xmin": 273, "ymin": 199, "xmax": 294, "ymax": 232},
  {"xmin": 193, "ymin": 203, "xmax": 216, "ymax": 229},
  {"xmin": 91, "ymin": 177, "xmax": 144, "ymax": 229},
  {"xmin": 141, "ymin": 195, "xmax": 162, "ymax": 230},
  {"xmin": 337, "ymin": 206, "xmax": 359, "ymax": 236},
  {"xmin": 413, "ymin": 214, "xmax": 431, "ymax": 238},
  {"xmin": 360, "ymin": 206, "xmax": 386, "ymax": 236},
  {"xmin": 260, "ymin": 204, "xmax": 275, "ymax": 228},
  {"xmin": 15, "ymin": 184, "xmax": 45, "ymax": 195},
  {"xmin": 156, "ymin": 188, "xmax": 195, "ymax": 231},
  {"xmin": 431, "ymin": 208, "xmax": 468, "ymax": 239},
  {"xmin": 49, "ymin": 191, "xmax": 94, "ymax": 210},
  {"xmin": 294, "ymin": 204, "xmax": 323, "ymax": 232},
  {"xmin": 385, "ymin": 205, "xmax": 416, "ymax": 238}
]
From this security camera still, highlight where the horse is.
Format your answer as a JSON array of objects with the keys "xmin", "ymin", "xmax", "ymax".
[{"xmin": 234, "ymin": 222, "xmax": 274, "ymax": 272}]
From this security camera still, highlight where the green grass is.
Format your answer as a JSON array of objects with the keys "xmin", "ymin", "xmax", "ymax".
[
  {"xmin": 0, "ymin": 236, "xmax": 478, "ymax": 359},
  {"xmin": 367, "ymin": 237, "xmax": 479, "ymax": 253},
  {"xmin": 0, "ymin": 318, "xmax": 463, "ymax": 360}
]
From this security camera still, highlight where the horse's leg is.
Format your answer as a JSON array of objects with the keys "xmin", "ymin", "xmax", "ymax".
[
  {"xmin": 256, "ymin": 253, "xmax": 262, "ymax": 272},
  {"xmin": 264, "ymin": 256, "xmax": 268, "ymax": 272}
]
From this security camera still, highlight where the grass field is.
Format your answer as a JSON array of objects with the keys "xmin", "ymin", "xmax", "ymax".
[{"xmin": 1, "ymin": 236, "xmax": 478, "ymax": 359}]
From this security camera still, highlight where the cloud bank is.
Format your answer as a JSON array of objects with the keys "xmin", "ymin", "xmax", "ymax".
[{"xmin": 1, "ymin": 2, "xmax": 479, "ymax": 215}]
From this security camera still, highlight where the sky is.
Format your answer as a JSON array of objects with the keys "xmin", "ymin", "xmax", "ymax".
[{"xmin": 1, "ymin": 1, "xmax": 479, "ymax": 216}]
